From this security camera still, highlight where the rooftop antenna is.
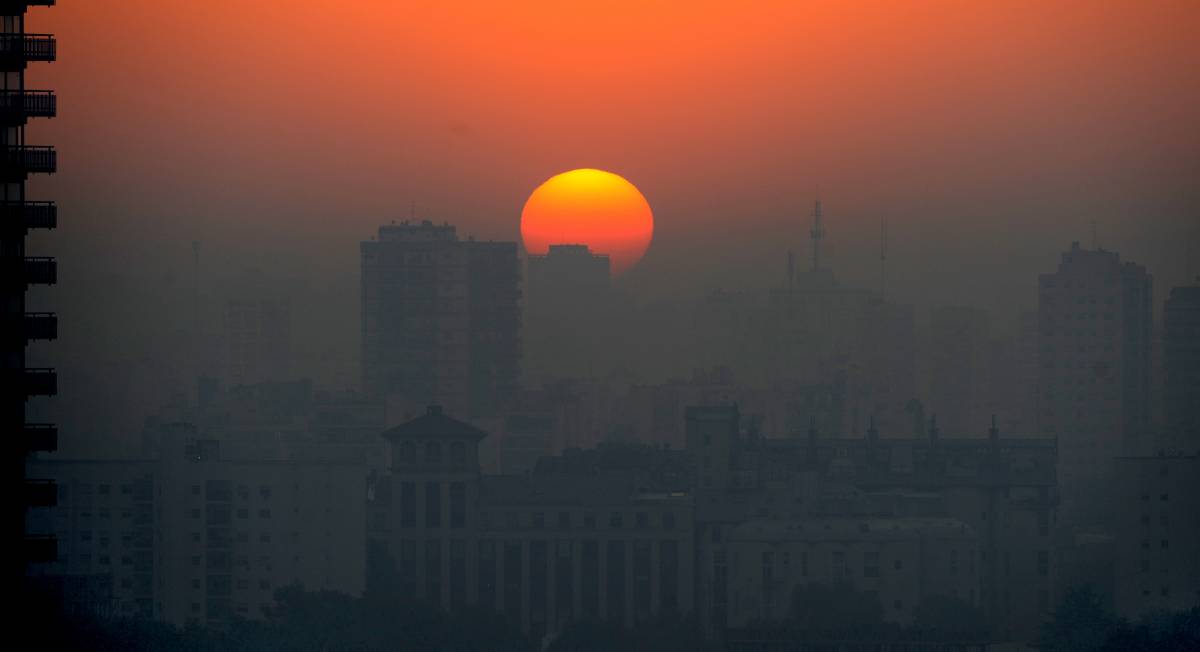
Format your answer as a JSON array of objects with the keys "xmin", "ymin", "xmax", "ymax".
[
  {"xmin": 810, "ymin": 199, "xmax": 825, "ymax": 271},
  {"xmin": 879, "ymin": 218, "xmax": 888, "ymax": 301}
]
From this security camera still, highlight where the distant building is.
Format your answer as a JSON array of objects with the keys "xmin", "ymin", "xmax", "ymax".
[
  {"xmin": 219, "ymin": 269, "xmax": 294, "ymax": 387},
  {"xmin": 686, "ymin": 406, "xmax": 1057, "ymax": 641},
  {"xmin": 25, "ymin": 424, "xmax": 366, "ymax": 625},
  {"xmin": 360, "ymin": 221, "xmax": 520, "ymax": 416},
  {"xmin": 371, "ymin": 403, "xmax": 1056, "ymax": 642},
  {"xmin": 767, "ymin": 271, "xmax": 917, "ymax": 437},
  {"xmin": 1111, "ymin": 455, "xmax": 1200, "ymax": 619},
  {"xmin": 523, "ymin": 244, "xmax": 611, "ymax": 378},
  {"xmin": 725, "ymin": 517, "xmax": 979, "ymax": 627},
  {"xmin": 526, "ymin": 244, "xmax": 610, "ymax": 303},
  {"xmin": 1037, "ymin": 242, "xmax": 1152, "ymax": 506},
  {"xmin": 925, "ymin": 306, "xmax": 991, "ymax": 437},
  {"xmin": 369, "ymin": 405, "xmax": 695, "ymax": 641},
  {"xmin": 1163, "ymin": 285, "xmax": 1200, "ymax": 452}
]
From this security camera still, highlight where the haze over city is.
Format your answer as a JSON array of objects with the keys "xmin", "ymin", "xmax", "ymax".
[{"xmin": 10, "ymin": 2, "xmax": 1200, "ymax": 650}]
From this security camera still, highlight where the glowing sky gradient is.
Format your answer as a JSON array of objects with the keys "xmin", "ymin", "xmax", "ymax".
[{"xmin": 21, "ymin": 0, "xmax": 1200, "ymax": 456}]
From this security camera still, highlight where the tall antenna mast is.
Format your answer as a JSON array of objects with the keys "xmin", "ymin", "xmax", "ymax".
[
  {"xmin": 810, "ymin": 199, "xmax": 825, "ymax": 271},
  {"xmin": 880, "ymin": 218, "xmax": 888, "ymax": 300}
]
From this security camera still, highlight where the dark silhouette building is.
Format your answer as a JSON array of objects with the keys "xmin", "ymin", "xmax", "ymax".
[
  {"xmin": 526, "ymin": 244, "xmax": 610, "ymax": 302},
  {"xmin": 1163, "ymin": 284, "xmax": 1200, "ymax": 452},
  {"xmin": 3, "ymin": 0, "xmax": 58, "ymax": 572},
  {"xmin": 369, "ymin": 403, "xmax": 1056, "ymax": 641},
  {"xmin": 360, "ymin": 220, "xmax": 519, "ymax": 416},
  {"xmin": 523, "ymin": 244, "xmax": 611, "ymax": 378},
  {"xmin": 1037, "ymin": 242, "xmax": 1152, "ymax": 509}
]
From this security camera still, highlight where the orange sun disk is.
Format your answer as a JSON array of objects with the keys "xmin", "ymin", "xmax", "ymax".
[{"xmin": 520, "ymin": 169, "xmax": 654, "ymax": 276}]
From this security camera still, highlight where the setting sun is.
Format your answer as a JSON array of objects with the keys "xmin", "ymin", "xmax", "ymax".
[{"xmin": 520, "ymin": 169, "xmax": 654, "ymax": 276}]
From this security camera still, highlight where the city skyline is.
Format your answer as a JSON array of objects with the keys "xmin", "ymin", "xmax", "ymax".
[{"xmin": 14, "ymin": 2, "xmax": 1200, "ymax": 650}]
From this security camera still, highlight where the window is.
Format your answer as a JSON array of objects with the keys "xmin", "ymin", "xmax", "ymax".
[
  {"xmin": 1037, "ymin": 551, "xmax": 1049, "ymax": 577},
  {"xmin": 557, "ymin": 512, "xmax": 571, "ymax": 529},
  {"xmin": 532, "ymin": 512, "xmax": 545, "ymax": 529},
  {"xmin": 450, "ymin": 441, "xmax": 466, "ymax": 466},
  {"xmin": 662, "ymin": 512, "xmax": 676, "ymax": 530},
  {"xmin": 833, "ymin": 551, "xmax": 847, "ymax": 579},
  {"xmin": 636, "ymin": 512, "xmax": 648, "ymax": 528},
  {"xmin": 609, "ymin": 512, "xmax": 623, "ymax": 528},
  {"xmin": 864, "ymin": 552, "xmax": 880, "ymax": 578},
  {"xmin": 400, "ymin": 482, "xmax": 415, "ymax": 528},
  {"xmin": 449, "ymin": 482, "xmax": 466, "ymax": 529},
  {"xmin": 425, "ymin": 481, "xmax": 441, "ymax": 528},
  {"xmin": 426, "ymin": 442, "xmax": 442, "ymax": 464}
]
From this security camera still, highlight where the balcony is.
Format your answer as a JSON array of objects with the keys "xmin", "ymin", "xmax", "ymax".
[
  {"xmin": 1, "ymin": 145, "xmax": 56, "ymax": 178},
  {"xmin": 25, "ymin": 312, "xmax": 56, "ymax": 341},
  {"xmin": 24, "ymin": 256, "xmax": 55, "ymax": 285},
  {"xmin": 24, "ymin": 479, "xmax": 56, "ymax": 508},
  {"xmin": 24, "ymin": 535, "xmax": 57, "ymax": 564},
  {"xmin": 0, "ymin": 33, "xmax": 56, "ymax": 70},
  {"xmin": 24, "ymin": 423, "xmax": 57, "ymax": 452},
  {"xmin": 24, "ymin": 367, "xmax": 56, "ymax": 396},
  {"xmin": 1, "ymin": 200, "xmax": 55, "ymax": 231},
  {"xmin": 0, "ymin": 89, "xmax": 55, "ymax": 124}
]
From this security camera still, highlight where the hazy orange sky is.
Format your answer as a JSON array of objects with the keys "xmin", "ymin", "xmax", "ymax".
[
  {"xmin": 28, "ymin": 1, "xmax": 1200, "ymax": 282},
  {"xmin": 22, "ymin": 1, "xmax": 1200, "ymax": 448}
]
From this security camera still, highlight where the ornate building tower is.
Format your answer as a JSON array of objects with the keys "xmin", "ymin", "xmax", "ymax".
[{"xmin": 3, "ymin": 1, "xmax": 58, "ymax": 573}]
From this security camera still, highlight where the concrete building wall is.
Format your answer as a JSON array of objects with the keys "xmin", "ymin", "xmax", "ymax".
[{"xmin": 1112, "ymin": 455, "xmax": 1200, "ymax": 619}]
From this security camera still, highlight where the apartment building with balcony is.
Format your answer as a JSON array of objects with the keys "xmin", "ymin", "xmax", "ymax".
[{"xmin": 3, "ymin": 0, "xmax": 58, "ymax": 575}]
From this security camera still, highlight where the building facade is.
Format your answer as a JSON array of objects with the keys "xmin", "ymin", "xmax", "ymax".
[
  {"xmin": 371, "ymin": 403, "xmax": 1056, "ymax": 642},
  {"xmin": 26, "ymin": 424, "xmax": 366, "ymax": 626},
  {"xmin": 369, "ymin": 405, "xmax": 695, "ymax": 642},
  {"xmin": 686, "ymin": 406, "xmax": 1056, "ymax": 640},
  {"xmin": 1037, "ymin": 242, "xmax": 1152, "ymax": 507},
  {"xmin": 1162, "ymin": 285, "xmax": 1200, "ymax": 453},
  {"xmin": 4, "ymin": 0, "xmax": 58, "ymax": 573},
  {"xmin": 360, "ymin": 220, "xmax": 519, "ymax": 416},
  {"xmin": 1111, "ymin": 454, "xmax": 1199, "ymax": 619}
]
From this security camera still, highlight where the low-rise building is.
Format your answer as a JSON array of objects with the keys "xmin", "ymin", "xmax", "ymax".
[{"xmin": 26, "ymin": 423, "xmax": 367, "ymax": 626}]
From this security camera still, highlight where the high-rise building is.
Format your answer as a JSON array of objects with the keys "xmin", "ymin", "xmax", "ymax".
[
  {"xmin": 524, "ymin": 244, "xmax": 611, "ymax": 378},
  {"xmin": 3, "ymin": 1, "xmax": 59, "ymax": 572},
  {"xmin": 220, "ymin": 269, "xmax": 293, "ymax": 388},
  {"xmin": 1111, "ymin": 454, "xmax": 1199, "ymax": 619},
  {"xmin": 360, "ymin": 220, "xmax": 519, "ymax": 416},
  {"xmin": 526, "ymin": 244, "xmax": 610, "ymax": 303},
  {"xmin": 1163, "ymin": 285, "xmax": 1200, "ymax": 453},
  {"xmin": 925, "ymin": 306, "xmax": 991, "ymax": 437},
  {"xmin": 1037, "ymin": 242, "xmax": 1152, "ymax": 509}
]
